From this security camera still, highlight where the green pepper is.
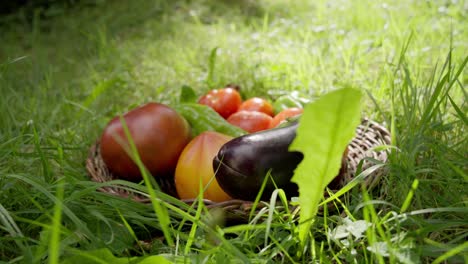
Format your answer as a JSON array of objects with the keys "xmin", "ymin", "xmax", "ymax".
[
  {"xmin": 175, "ymin": 85, "xmax": 245, "ymax": 137},
  {"xmin": 173, "ymin": 103, "xmax": 246, "ymax": 138},
  {"xmin": 273, "ymin": 91, "xmax": 312, "ymax": 114}
]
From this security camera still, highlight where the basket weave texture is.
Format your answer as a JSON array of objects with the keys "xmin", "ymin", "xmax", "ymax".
[{"xmin": 86, "ymin": 118, "xmax": 391, "ymax": 218}]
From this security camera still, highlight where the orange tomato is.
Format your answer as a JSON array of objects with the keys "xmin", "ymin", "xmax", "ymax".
[
  {"xmin": 238, "ymin": 97, "xmax": 274, "ymax": 116},
  {"xmin": 227, "ymin": 110, "xmax": 273, "ymax": 133},
  {"xmin": 175, "ymin": 131, "xmax": 232, "ymax": 202},
  {"xmin": 269, "ymin": 107, "xmax": 303, "ymax": 129}
]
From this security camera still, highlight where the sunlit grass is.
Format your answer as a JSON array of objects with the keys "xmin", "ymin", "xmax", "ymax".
[{"xmin": 0, "ymin": 0, "xmax": 467, "ymax": 262}]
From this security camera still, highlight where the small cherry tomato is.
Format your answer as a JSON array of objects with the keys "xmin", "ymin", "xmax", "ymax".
[
  {"xmin": 198, "ymin": 88, "xmax": 242, "ymax": 119},
  {"xmin": 238, "ymin": 97, "xmax": 274, "ymax": 116},
  {"xmin": 227, "ymin": 110, "xmax": 273, "ymax": 133},
  {"xmin": 269, "ymin": 107, "xmax": 303, "ymax": 129}
]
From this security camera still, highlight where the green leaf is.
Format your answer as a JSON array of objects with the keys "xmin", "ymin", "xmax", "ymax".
[
  {"xmin": 174, "ymin": 103, "xmax": 246, "ymax": 137},
  {"xmin": 179, "ymin": 85, "xmax": 198, "ymax": 103},
  {"xmin": 289, "ymin": 88, "xmax": 362, "ymax": 245}
]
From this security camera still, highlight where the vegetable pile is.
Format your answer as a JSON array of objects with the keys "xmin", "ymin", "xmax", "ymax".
[
  {"xmin": 196, "ymin": 86, "xmax": 304, "ymax": 132},
  {"xmin": 97, "ymin": 84, "xmax": 347, "ymax": 203}
]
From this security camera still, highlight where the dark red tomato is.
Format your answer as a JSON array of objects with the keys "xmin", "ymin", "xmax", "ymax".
[
  {"xmin": 238, "ymin": 97, "xmax": 274, "ymax": 117},
  {"xmin": 227, "ymin": 110, "xmax": 273, "ymax": 133},
  {"xmin": 198, "ymin": 88, "xmax": 242, "ymax": 119},
  {"xmin": 100, "ymin": 103, "xmax": 191, "ymax": 181},
  {"xmin": 269, "ymin": 107, "xmax": 303, "ymax": 128}
]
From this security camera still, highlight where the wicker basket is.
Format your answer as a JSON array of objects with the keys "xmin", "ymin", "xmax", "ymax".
[{"xmin": 86, "ymin": 118, "xmax": 391, "ymax": 221}]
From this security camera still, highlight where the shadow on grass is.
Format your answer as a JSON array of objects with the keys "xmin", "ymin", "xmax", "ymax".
[
  {"xmin": 0, "ymin": 0, "xmax": 268, "ymax": 26},
  {"xmin": 0, "ymin": 0, "xmax": 274, "ymax": 128},
  {"xmin": 0, "ymin": 0, "xmax": 276, "ymax": 94},
  {"xmin": 0, "ymin": 0, "xmax": 272, "ymax": 58}
]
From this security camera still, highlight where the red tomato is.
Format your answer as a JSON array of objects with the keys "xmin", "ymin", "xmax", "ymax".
[
  {"xmin": 198, "ymin": 88, "xmax": 242, "ymax": 119},
  {"xmin": 238, "ymin": 97, "xmax": 274, "ymax": 116},
  {"xmin": 100, "ymin": 103, "xmax": 191, "ymax": 181},
  {"xmin": 175, "ymin": 131, "xmax": 233, "ymax": 202},
  {"xmin": 269, "ymin": 107, "xmax": 303, "ymax": 128},
  {"xmin": 227, "ymin": 110, "xmax": 273, "ymax": 133}
]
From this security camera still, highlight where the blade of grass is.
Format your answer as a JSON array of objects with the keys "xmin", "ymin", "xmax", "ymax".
[
  {"xmin": 6, "ymin": 174, "xmax": 91, "ymax": 235},
  {"xmin": 183, "ymin": 187, "xmax": 204, "ymax": 255},
  {"xmin": 0, "ymin": 203, "xmax": 32, "ymax": 261},
  {"xmin": 399, "ymin": 179, "xmax": 418, "ymax": 214},
  {"xmin": 206, "ymin": 47, "xmax": 218, "ymax": 87},
  {"xmin": 242, "ymin": 169, "xmax": 271, "ymax": 241},
  {"xmin": 319, "ymin": 163, "xmax": 387, "ymax": 206},
  {"xmin": 32, "ymin": 124, "xmax": 51, "ymax": 183},
  {"xmin": 443, "ymin": 159, "xmax": 468, "ymax": 181},
  {"xmin": 118, "ymin": 116, "xmax": 174, "ymax": 247},
  {"xmin": 432, "ymin": 241, "xmax": 468, "ymax": 264},
  {"xmin": 361, "ymin": 187, "xmax": 385, "ymax": 264},
  {"xmin": 267, "ymin": 234, "xmax": 297, "ymax": 264},
  {"xmin": 447, "ymin": 94, "xmax": 467, "ymax": 125},
  {"xmin": 265, "ymin": 189, "xmax": 283, "ymax": 247},
  {"xmin": 161, "ymin": 202, "xmax": 249, "ymax": 262},
  {"xmin": 116, "ymin": 209, "xmax": 145, "ymax": 254},
  {"xmin": 223, "ymin": 224, "xmax": 268, "ymax": 234},
  {"xmin": 48, "ymin": 181, "xmax": 65, "ymax": 264}
]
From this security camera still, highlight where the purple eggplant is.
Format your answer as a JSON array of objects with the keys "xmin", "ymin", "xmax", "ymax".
[{"xmin": 213, "ymin": 121, "xmax": 303, "ymax": 200}]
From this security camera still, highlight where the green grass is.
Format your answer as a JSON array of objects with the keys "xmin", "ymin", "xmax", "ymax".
[{"xmin": 1, "ymin": 0, "xmax": 467, "ymax": 263}]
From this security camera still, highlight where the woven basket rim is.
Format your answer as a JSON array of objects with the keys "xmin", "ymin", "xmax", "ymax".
[{"xmin": 86, "ymin": 118, "xmax": 391, "ymax": 213}]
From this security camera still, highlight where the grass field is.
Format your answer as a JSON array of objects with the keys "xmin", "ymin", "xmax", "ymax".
[{"xmin": 0, "ymin": 0, "xmax": 467, "ymax": 263}]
